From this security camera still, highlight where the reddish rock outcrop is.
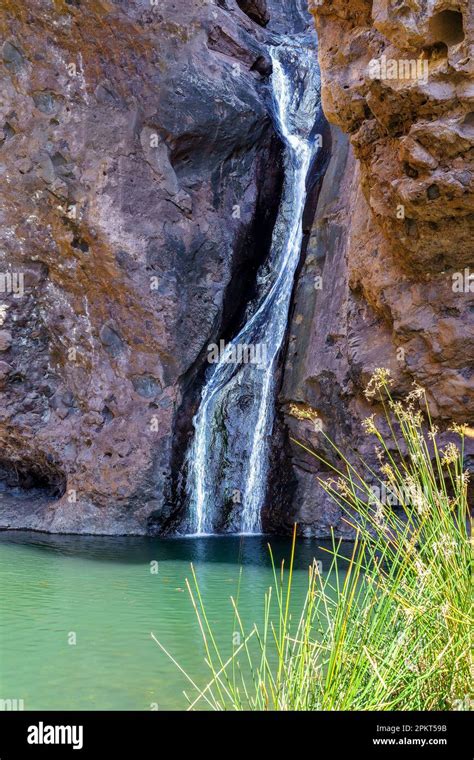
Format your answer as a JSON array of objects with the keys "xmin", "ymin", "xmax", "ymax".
[
  {"xmin": 0, "ymin": 0, "xmax": 303, "ymax": 533},
  {"xmin": 279, "ymin": 0, "xmax": 474, "ymax": 535}
]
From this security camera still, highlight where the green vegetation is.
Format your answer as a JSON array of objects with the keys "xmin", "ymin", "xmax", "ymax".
[{"xmin": 153, "ymin": 370, "xmax": 472, "ymax": 710}]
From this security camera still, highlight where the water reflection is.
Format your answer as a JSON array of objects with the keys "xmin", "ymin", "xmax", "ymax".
[{"xmin": 0, "ymin": 530, "xmax": 354, "ymax": 569}]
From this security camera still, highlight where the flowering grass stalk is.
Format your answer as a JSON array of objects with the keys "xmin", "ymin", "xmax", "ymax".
[{"xmin": 152, "ymin": 371, "xmax": 472, "ymax": 710}]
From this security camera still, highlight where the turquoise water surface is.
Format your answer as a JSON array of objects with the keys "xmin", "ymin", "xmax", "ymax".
[{"xmin": 0, "ymin": 532, "xmax": 346, "ymax": 710}]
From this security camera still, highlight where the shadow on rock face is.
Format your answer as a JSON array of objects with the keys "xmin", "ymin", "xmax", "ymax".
[
  {"xmin": 0, "ymin": 456, "xmax": 66, "ymax": 500},
  {"xmin": 236, "ymin": 0, "xmax": 270, "ymax": 28}
]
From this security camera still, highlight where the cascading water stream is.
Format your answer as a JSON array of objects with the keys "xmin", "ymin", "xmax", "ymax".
[{"xmin": 185, "ymin": 38, "xmax": 322, "ymax": 535}]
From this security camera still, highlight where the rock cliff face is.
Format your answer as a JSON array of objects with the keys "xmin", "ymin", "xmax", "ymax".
[
  {"xmin": 0, "ymin": 0, "xmax": 313, "ymax": 534},
  {"xmin": 279, "ymin": 0, "xmax": 474, "ymax": 536},
  {"xmin": 0, "ymin": 0, "xmax": 471, "ymax": 537}
]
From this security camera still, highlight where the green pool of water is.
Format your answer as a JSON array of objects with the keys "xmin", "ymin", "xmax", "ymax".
[{"xmin": 0, "ymin": 531, "xmax": 349, "ymax": 711}]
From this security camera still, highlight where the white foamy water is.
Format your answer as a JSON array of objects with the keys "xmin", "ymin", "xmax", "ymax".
[{"xmin": 185, "ymin": 39, "xmax": 321, "ymax": 535}]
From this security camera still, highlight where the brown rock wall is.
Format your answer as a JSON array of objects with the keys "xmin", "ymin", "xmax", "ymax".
[{"xmin": 279, "ymin": 0, "xmax": 473, "ymax": 535}]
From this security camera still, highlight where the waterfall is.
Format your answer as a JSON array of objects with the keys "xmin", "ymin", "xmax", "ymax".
[{"xmin": 184, "ymin": 37, "xmax": 322, "ymax": 535}]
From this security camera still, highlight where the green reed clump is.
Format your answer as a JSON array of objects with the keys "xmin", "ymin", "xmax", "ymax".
[{"xmin": 152, "ymin": 370, "xmax": 472, "ymax": 710}]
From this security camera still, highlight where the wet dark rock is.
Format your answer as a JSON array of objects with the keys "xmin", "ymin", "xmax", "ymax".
[{"xmin": 251, "ymin": 55, "xmax": 272, "ymax": 76}]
